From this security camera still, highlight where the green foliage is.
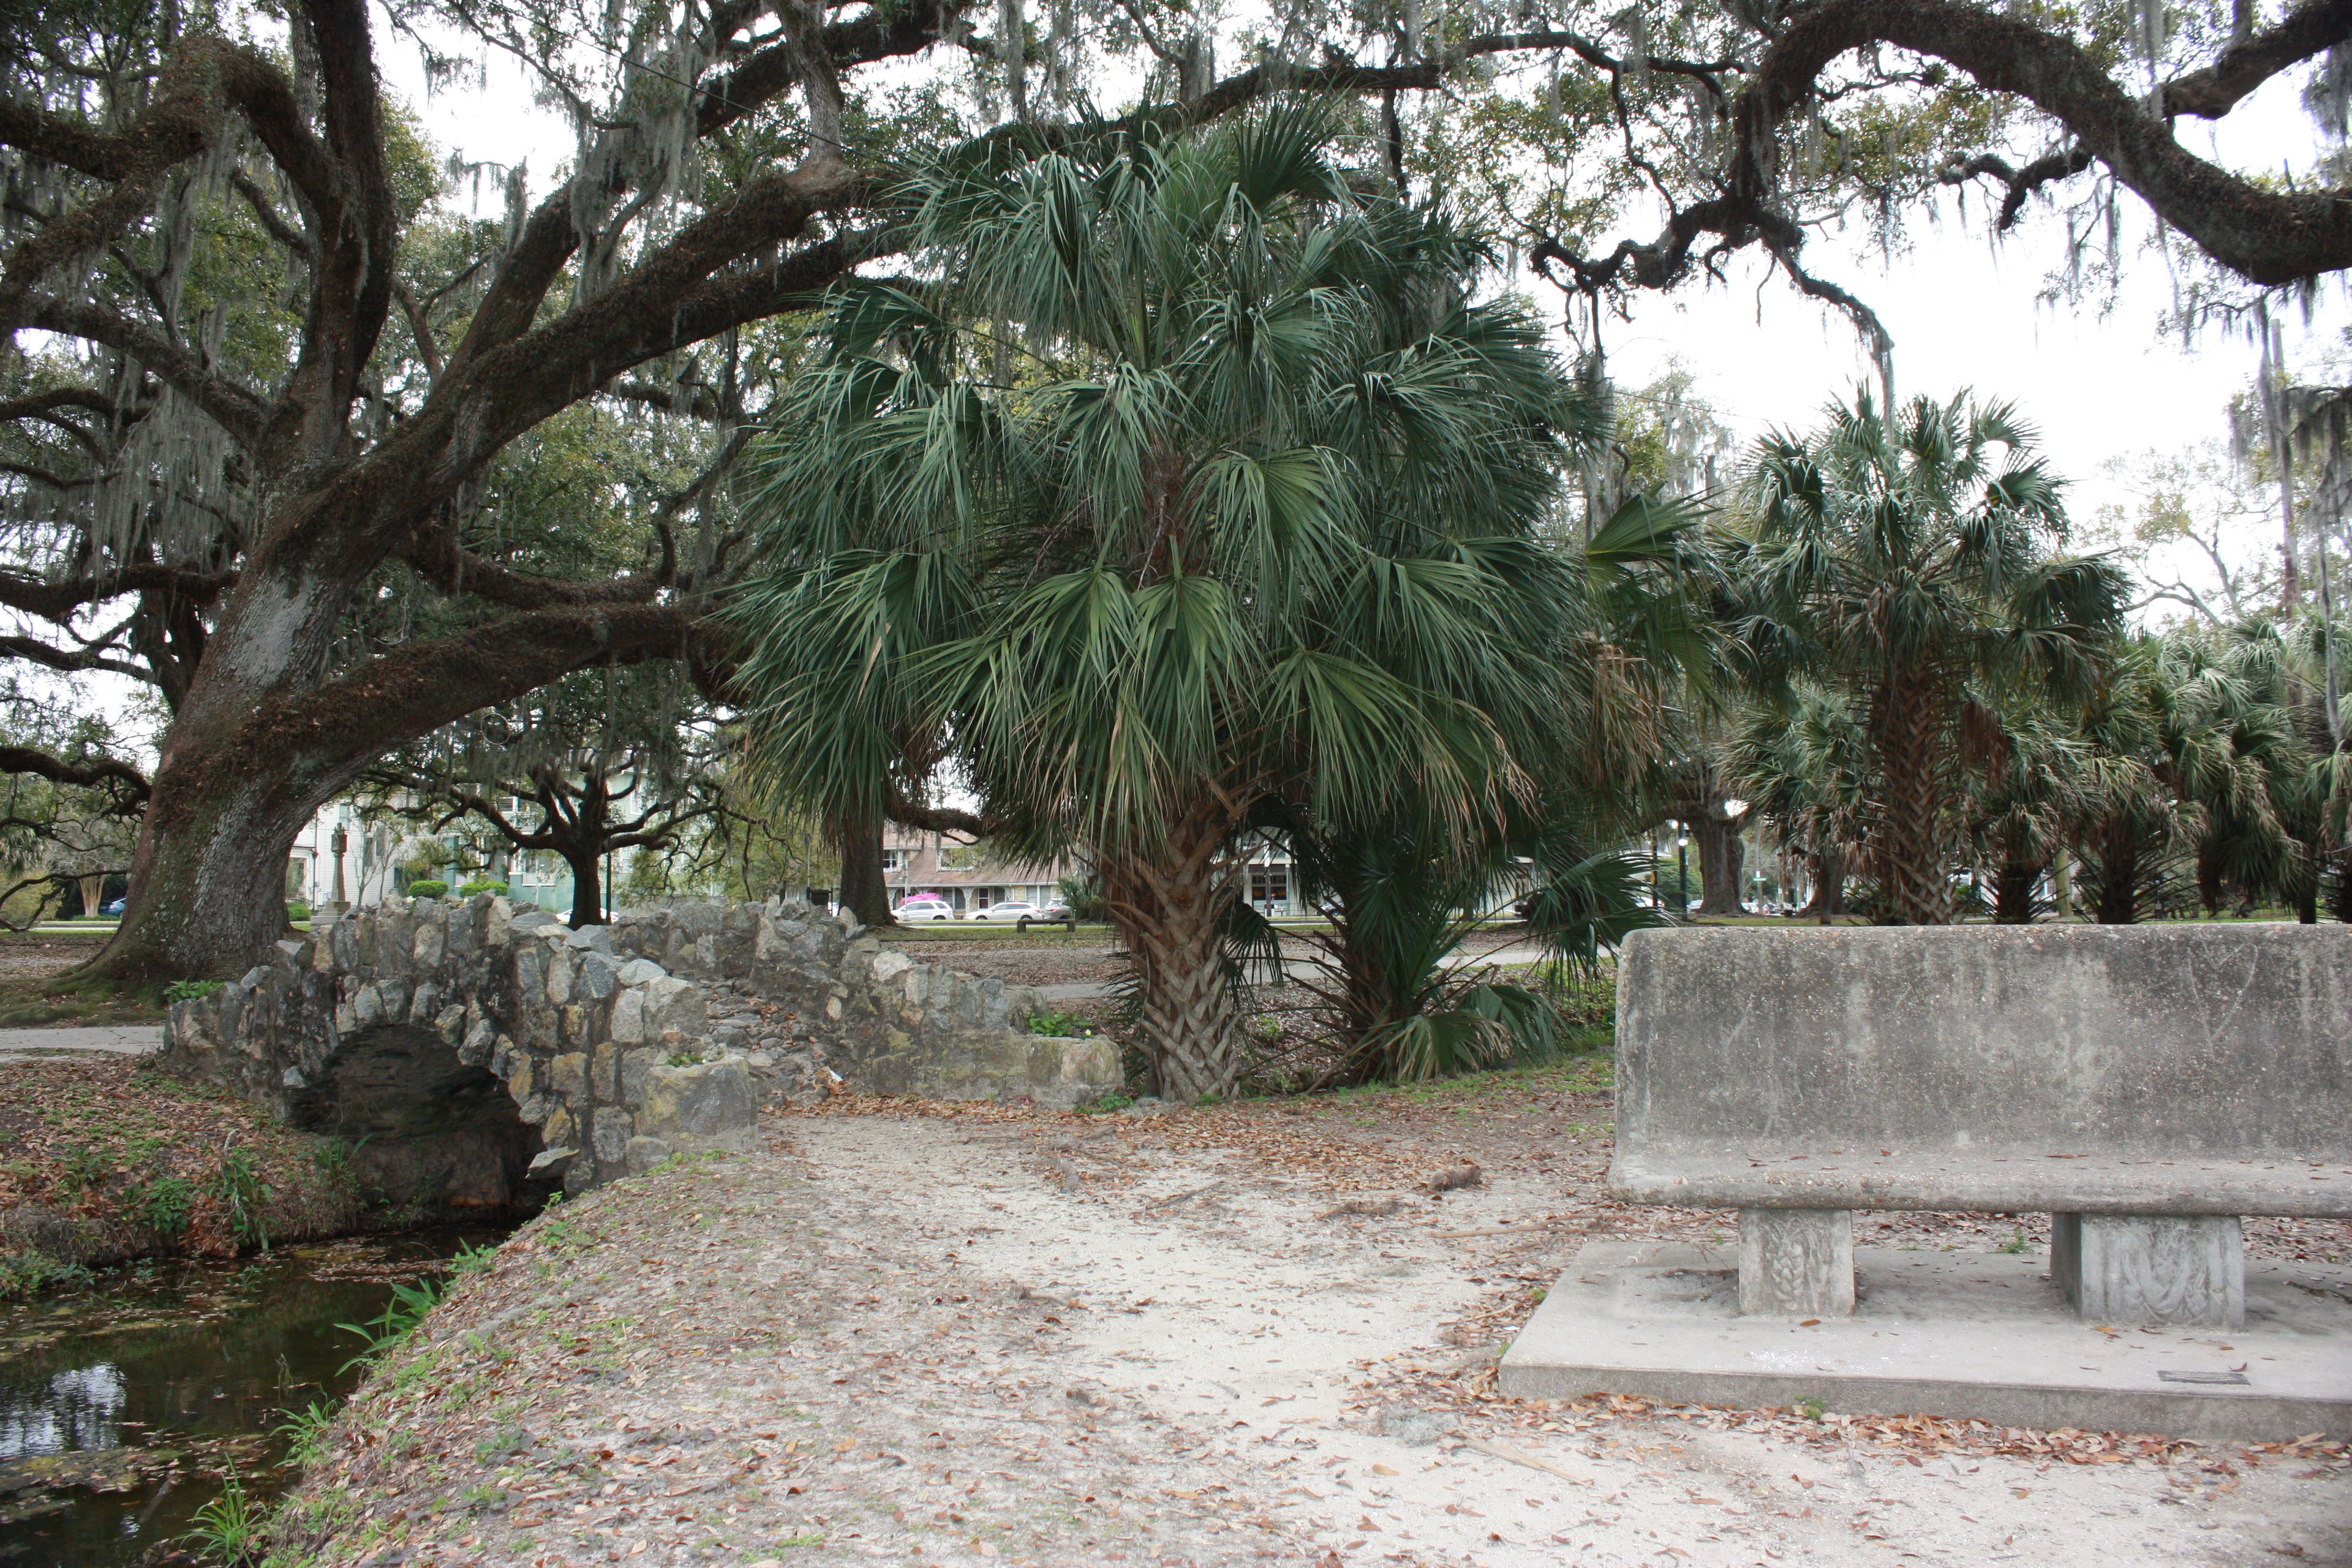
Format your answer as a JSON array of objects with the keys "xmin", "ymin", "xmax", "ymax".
[
  {"xmin": 448, "ymin": 1240, "xmax": 499, "ymax": 1276},
  {"xmin": 339, "ymin": 1275, "xmax": 448, "ymax": 1372},
  {"xmin": 1025, "ymin": 1009, "xmax": 1095, "ymax": 1038},
  {"xmin": 0, "ymin": 1250, "xmax": 92, "ymax": 1299},
  {"xmin": 1055, "ymin": 872, "xmax": 1107, "ymax": 922},
  {"xmin": 285, "ymin": 902, "xmax": 311, "ymax": 923},
  {"xmin": 165, "ymin": 979, "xmax": 224, "ymax": 1005},
  {"xmin": 209, "ymin": 1150, "xmax": 269, "ymax": 1250},
  {"xmin": 1073, "ymin": 1093, "xmax": 1136, "ymax": 1115},
  {"xmin": 130, "ymin": 1174, "xmax": 194, "ymax": 1235},
  {"xmin": 275, "ymin": 1400, "xmax": 338, "ymax": 1466},
  {"xmin": 1728, "ymin": 390, "xmax": 2129, "ymax": 924},
  {"xmin": 736, "ymin": 105, "xmax": 1613, "ymax": 1100},
  {"xmin": 405, "ymin": 878, "xmax": 451, "ymax": 899},
  {"xmin": 186, "ymin": 1468, "xmax": 265, "ymax": 1563},
  {"xmin": 456, "ymin": 880, "xmax": 510, "ymax": 897}
]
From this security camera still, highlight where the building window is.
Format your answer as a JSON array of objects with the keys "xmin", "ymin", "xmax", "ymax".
[
  {"xmin": 1249, "ymin": 862, "xmax": 1289, "ymax": 905},
  {"xmin": 937, "ymin": 842, "xmax": 983, "ymax": 872},
  {"xmin": 881, "ymin": 849, "xmax": 903, "ymax": 872}
]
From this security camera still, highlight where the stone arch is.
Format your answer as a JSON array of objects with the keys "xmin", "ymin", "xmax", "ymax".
[{"xmin": 162, "ymin": 895, "xmax": 1120, "ymax": 1200}]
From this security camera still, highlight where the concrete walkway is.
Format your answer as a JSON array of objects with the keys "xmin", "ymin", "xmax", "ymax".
[{"xmin": 0, "ymin": 1024, "xmax": 161, "ymax": 1061}]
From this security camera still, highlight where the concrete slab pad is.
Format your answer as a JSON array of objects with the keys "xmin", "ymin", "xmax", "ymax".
[
  {"xmin": 0, "ymin": 1025, "xmax": 162, "ymax": 1058},
  {"xmin": 1500, "ymin": 1240, "xmax": 2352, "ymax": 1443}
]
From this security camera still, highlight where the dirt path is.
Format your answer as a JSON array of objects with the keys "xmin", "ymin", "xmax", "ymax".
[{"xmin": 276, "ymin": 1085, "xmax": 2351, "ymax": 1568}]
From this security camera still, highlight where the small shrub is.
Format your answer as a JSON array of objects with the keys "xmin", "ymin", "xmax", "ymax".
[
  {"xmin": 56, "ymin": 1142, "xmax": 113, "ymax": 1195},
  {"xmin": 275, "ymin": 1400, "xmax": 337, "ymax": 1466},
  {"xmin": 339, "ymin": 1275, "xmax": 447, "ymax": 1370},
  {"xmin": 132, "ymin": 1174, "xmax": 195, "ymax": 1236},
  {"xmin": 1025, "ymin": 1008, "xmax": 1095, "ymax": 1038},
  {"xmin": 448, "ymin": 1239, "xmax": 499, "ymax": 1276},
  {"xmin": 0, "ymin": 1251, "xmax": 92, "ymax": 1299},
  {"xmin": 311, "ymin": 1136, "xmax": 361, "ymax": 1189},
  {"xmin": 406, "ymin": 878, "xmax": 450, "ymax": 899},
  {"xmin": 165, "ymin": 978, "xmax": 225, "ymax": 1005},
  {"xmin": 186, "ymin": 1468, "xmax": 265, "ymax": 1563},
  {"xmin": 285, "ymin": 901, "xmax": 311, "ymax": 922},
  {"xmin": 209, "ymin": 1150, "xmax": 269, "ymax": 1250},
  {"xmin": 456, "ymin": 879, "xmax": 510, "ymax": 897},
  {"xmin": 1073, "ymin": 1093, "xmax": 1134, "ymax": 1115},
  {"xmin": 665, "ymin": 1049, "xmax": 703, "ymax": 1067}
]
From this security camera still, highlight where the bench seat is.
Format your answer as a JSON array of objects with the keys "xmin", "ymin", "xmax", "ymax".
[
  {"xmin": 1610, "ymin": 1152, "xmax": 2352, "ymax": 1217},
  {"xmin": 1607, "ymin": 924, "xmax": 2352, "ymax": 1326}
]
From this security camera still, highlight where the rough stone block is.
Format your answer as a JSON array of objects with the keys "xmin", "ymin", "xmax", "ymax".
[
  {"xmin": 591, "ymin": 1042, "xmax": 619, "ymax": 1102},
  {"xmin": 551, "ymin": 1052, "xmax": 590, "ymax": 1107},
  {"xmin": 620, "ymin": 1047, "xmax": 660, "ymax": 1109},
  {"xmin": 1736, "ymin": 1209, "xmax": 1854, "ymax": 1318},
  {"xmin": 412, "ymin": 921, "xmax": 445, "ymax": 970},
  {"xmin": 626, "ymin": 1136, "xmax": 673, "ymax": 1174},
  {"xmin": 643, "ymin": 975, "xmax": 705, "ymax": 1037},
  {"xmin": 543, "ymin": 1104, "xmax": 577, "ymax": 1148},
  {"xmin": 635, "ymin": 1061, "xmax": 756, "ymax": 1151},
  {"xmin": 592, "ymin": 1107, "xmax": 633, "ymax": 1164},
  {"xmin": 580, "ymin": 952, "xmax": 622, "ymax": 1000},
  {"xmin": 559, "ymin": 1003, "xmax": 590, "ymax": 1048},
  {"xmin": 527, "ymin": 1146, "xmax": 576, "ymax": 1180},
  {"xmin": 565, "ymin": 922, "xmax": 617, "ymax": 954},
  {"xmin": 546, "ymin": 951, "xmax": 573, "ymax": 1006},
  {"xmin": 2052, "ymin": 1213, "xmax": 2245, "ymax": 1327},
  {"xmin": 617, "ymin": 958, "xmax": 666, "ymax": 986},
  {"xmin": 609, "ymin": 990, "xmax": 646, "ymax": 1045}
]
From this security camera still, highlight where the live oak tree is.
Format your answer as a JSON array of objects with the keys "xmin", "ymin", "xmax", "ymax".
[
  {"xmin": 9, "ymin": 0, "xmax": 2351, "ymax": 982},
  {"xmin": 358, "ymin": 664, "xmax": 730, "ymax": 927}
]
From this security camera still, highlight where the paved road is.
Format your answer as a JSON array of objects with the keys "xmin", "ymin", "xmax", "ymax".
[{"xmin": 0, "ymin": 1024, "xmax": 161, "ymax": 1062}]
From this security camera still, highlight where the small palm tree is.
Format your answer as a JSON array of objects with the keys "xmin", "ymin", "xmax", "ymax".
[
  {"xmin": 1728, "ymin": 391, "xmax": 2128, "ymax": 924},
  {"xmin": 1728, "ymin": 682, "xmax": 1871, "ymax": 919},
  {"xmin": 733, "ymin": 105, "xmax": 1595, "ymax": 1100}
]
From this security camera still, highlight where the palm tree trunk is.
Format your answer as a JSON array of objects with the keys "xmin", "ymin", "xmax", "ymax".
[
  {"xmin": 1104, "ymin": 799, "xmax": 1244, "ymax": 1103},
  {"xmin": 2086, "ymin": 820, "xmax": 2142, "ymax": 924},
  {"xmin": 1869, "ymin": 668, "xmax": 1953, "ymax": 925},
  {"xmin": 1993, "ymin": 859, "xmax": 2041, "ymax": 924},
  {"xmin": 834, "ymin": 806, "xmax": 895, "ymax": 927}
]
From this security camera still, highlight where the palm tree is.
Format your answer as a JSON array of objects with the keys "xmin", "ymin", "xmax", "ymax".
[
  {"xmin": 1961, "ymin": 707, "xmax": 2087, "ymax": 924},
  {"xmin": 731, "ymin": 105, "xmax": 1594, "ymax": 1101},
  {"xmin": 1728, "ymin": 682, "xmax": 1871, "ymax": 921},
  {"xmin": 1728, "ymin": 391, "xmax": 2128, "ymax": 924}
]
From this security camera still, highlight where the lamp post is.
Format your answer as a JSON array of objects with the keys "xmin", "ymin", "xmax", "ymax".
[
  {"xmin": 1676, "ymin": 831, "xmax": 1690, "ymax": 914},
  {"xmin": 326, "ymin": 823, "xmax": 349, "ymax": 921}
]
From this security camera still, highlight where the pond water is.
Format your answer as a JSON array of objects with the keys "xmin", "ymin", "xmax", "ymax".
[{"xmin": 0, "ymin": 1229, "xmax": 505, "ymax": 1566}]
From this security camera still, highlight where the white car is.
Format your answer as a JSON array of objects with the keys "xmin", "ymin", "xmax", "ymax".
[
  {"xmin": 971, "ymin": 900, "xmax": 1043, "ymax": 922},
  {"xmin": 897, "ymin": 896, "xmax": 956, "ymax": 920}
]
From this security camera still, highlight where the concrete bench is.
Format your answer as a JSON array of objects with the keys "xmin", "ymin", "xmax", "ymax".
[{"xmin": 1610, "ymin": 925, "xmax": 2352, "ymax": 1327}]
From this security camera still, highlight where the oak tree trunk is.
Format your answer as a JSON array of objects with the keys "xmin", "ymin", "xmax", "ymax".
[
  {"xmin": 1798, "ymin": 848, "xmax": 1847, "ymax": 921},
  {"xmin": 1695, "ymin": 814, "xmax": 1746, "ymax": 916}
]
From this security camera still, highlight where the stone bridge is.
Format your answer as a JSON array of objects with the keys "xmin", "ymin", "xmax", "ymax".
[{"xmin": 160, "ymin": 897, "xmax": 1121, "ymax": 1209}]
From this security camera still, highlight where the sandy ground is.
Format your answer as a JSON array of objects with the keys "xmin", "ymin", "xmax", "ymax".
[{"xmin": 275, "ymin": 1074, "xmax": 2351, "ymax": 1568}]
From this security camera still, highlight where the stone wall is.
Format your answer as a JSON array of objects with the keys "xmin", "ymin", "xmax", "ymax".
[{"xmin": 160, "ymin": 896, "xmax": 1121, "ymax": 1202}]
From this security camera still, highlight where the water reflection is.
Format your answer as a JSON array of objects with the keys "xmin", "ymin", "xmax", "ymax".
[
  {"xmin": 0, "ymin": 1364, "xmax": 127, "ymax": 1461},
  {"xmin": 0, "ymin": 1229, "xmax": 503, "ymax": 1566}
]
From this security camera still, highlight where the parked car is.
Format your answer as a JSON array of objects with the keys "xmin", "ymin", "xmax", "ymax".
[
  {"xmin": 971, "ymin": 900, "xmax": 1043, "ymax": 922},
  {"xmin": 100, "ymin": 896, "xmax": 126, "ymax": 915},
  {"xmin": 897, "ymin": 895, "xmax": 956, "ymax": 920}
]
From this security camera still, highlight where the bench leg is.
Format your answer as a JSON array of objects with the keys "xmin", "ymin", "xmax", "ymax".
[
  {"xmin": 2050, "ymin": 1213, "xmax": 2244, "ymax": 1328},
  {"xmin": 1736, "ymin": 1208, "xmax": 1855, "ymax": 1317}
]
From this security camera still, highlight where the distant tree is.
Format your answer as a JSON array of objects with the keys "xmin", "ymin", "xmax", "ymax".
[
  {"xmin": 358, "ymin": 667, "xmax": 728, "ymax": 927},
  {"xmin": 1727, "ymin": 390, "xmax": 2128, "ymax": 924}
]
